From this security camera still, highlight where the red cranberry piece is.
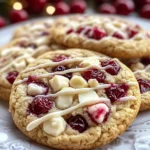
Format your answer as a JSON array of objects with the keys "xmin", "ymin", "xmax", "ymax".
[
  {"xmin": 53, "ymin": 55, "xmax": 68, "ymax": 62},
  {"xmin": 27, "ymin": 76, "xmax": 39, "ymax": 84},
  {"xmin": 105, "ymin": 84, "xmax": 129, "ymax": 103},
  {"xmin": 137, "ymin": 79, "xmax": 150, "ymax": 94},
  {"xmin": 66, "ymin": 29, "xmax": 74, "ymax": 34},
  {"xmin": 54, "ymin": 2, "xmax": 70, "ymax": 15},
  {"xmin": 52, "ymin": 65, "xmax": 72, "ymax": 79},
  {"xmin": 82, "ymin": 68, "xmax": 106, "ymax": 83},
  {"xmin": 70, "ymin": 0, "xmax": 87, "ymax": 14},
  {"xmin": 140, "ymin": 4, "xmax": 150, "ymax": 19},
  {"xmin": 10, "ymin": 9, "xmax": 28, "ymax": 23},
  {"xmin": 114, "ymin": 0, "xmax": 135, "ymax": 15},
  {"xmin": 128, "ymin": 28, "xmax": 138, "ymax": 38},
  {"xmin": 112, "ymin": 32, "xmax": 124, "ymax": 39},
  {"xmin": 101, "ymin": 60, "xmax": 121, "ymax": 75},
  {"xmin": 67, "ymin": 115, "xmax": 88, "ymax": 133},
  {"xmin": 76, "ymin": 27, "xmax": 86, "ymax": 34},
  {"xmin": 29, "ymin": 97, "xmax": 53, "ymax": 115},
  {"xmin": 141, "ymin": 57, "xmax": 150, "ymax": 66},
  {"xmin": 87, "ymin": 27, "xmax": 107, "ymax": 40},
  {"xmin": 6, "ymin": 71, "xmax": 19, "ymax": 84},
  {"xmin": 98, "ymin": 3, "xmax": 116, "ymax": 14},
  {"xmin": 0, "ymin": 16, "xmax": 6, "ymax": 28}
]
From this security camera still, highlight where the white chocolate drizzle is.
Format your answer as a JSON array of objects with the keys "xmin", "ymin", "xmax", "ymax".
[{"xmin": 26, "ymin": 98, "xmax": 109, "ymax": 131}]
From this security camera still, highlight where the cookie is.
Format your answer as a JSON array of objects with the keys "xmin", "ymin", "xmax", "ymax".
[
  {"xmin": 10, "ymin": 49, "xmax": 141, "ymax": 150},
  {"xmin": 51, "ymin": 15, "xmax": 150, "ymax": 59},
  {"xmin": 0, "ymin": 20, "xmax": 65, "ymax": 101},
  {"xmin": 10, "ymin": 20, "xmax": 65, "ymax": 57},
  {"xmin": 123, "ymin": 57, "xmax": 150, "ymax": 111},
  {"xmin": 0, "ymin": 46, "xmax": 35, "ymax": 101}
]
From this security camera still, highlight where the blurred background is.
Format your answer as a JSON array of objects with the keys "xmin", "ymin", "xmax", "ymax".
[{"xmin": 0, "ymin": 0, "xmax": 150, "ymax": 28}]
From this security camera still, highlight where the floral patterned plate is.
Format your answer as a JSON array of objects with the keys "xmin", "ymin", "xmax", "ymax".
[{"xmin": 0, "ymin": 16, "xmax": 150, "ymax": 150}]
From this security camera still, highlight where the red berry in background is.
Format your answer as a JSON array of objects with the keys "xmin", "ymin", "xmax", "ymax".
[
  {"xmin": 26, "ymin": 0, "xmax": 47, "ymax": 14},
  {"xmin": 70, "ymin": 0, "xmax": 87, "ymax": 14},
  {"xmin": 6, "ymin": 71, "xmax": 19, "ymax": 84},
  {"xmin": 135, "ymin": 0, "xmax": 150, "ymax": 9},
  {"xmin": 140, "ymin": 4, "xmax": 150, "ymax": 19},
  {"xmin": 48, "ymin": 0, "xmax": 62, "ymax": 3},
  {"xmin": 98, "ymin": 3, "xmax": 116, "ymax": 14},
  {"xmin": 114, "ymin": 0, "xmax": 135, "ymax": 15},
  {"xmin": 10, "ymin": 10, "xmax": 28, "ymax": 23},
  {"xmin": 54, "ymin": 1, "xmax": 70, "ymax": 15},
  {"xmin": 0, "ymin": 16, "xmax": 6, "ymax": 28}
]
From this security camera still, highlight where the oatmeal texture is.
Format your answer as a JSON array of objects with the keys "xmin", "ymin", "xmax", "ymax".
[{"xmin": 10, "ymin": 49, "xmax": 141, "ymax": 150}]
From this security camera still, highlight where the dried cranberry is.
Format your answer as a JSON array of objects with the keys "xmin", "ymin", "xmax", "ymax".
[
  {"xmin": 82, "ymin": 68, "xmax": 106, "ymax": 83},
  {"xmin": 27, "ymin": 76, "xmax": 39, "ymax": 84},
  {"xmin": 128, "ymin": 28, "xmax": 138, "ymax": 38},
  {"xmin": 137, "ymin": 79, "xmax": 150, "ymax": 94},
  {"xmin": 66, "ymin": 29, "xmax": 74, "ymax": 34},
  {"xmin": 67, "ymin": 115, "xmax": 88, "ymax": 133},
  {"xmin": 112, "ymin": 32, "xmax": 124, "ymax": 39},
  {"xmin": 53, "ymin": 55, "xmax": 68, "ymax": 62},
  {"xmin": 87, "ymin": 27, "xmax": 107, "ymax": 40},
  {"xmin": 141, "ymin": 57, "xmax": 150, "ymax": 66},
  {"xmin": 6, "ymin": 71, "xmax": 19, "ymax": 84},
  {"xmin": 29, "ymin": 97, "xmax": 53, "ymax": 115},
  {"xmin": 101, "ymin": 60, "xmax": 120, "ymax": 75},
  {"xmin": 52, "ymin": 65, "xmax": 72, "ymax": 79},
  {"xmin": 105, "ymin": 84, "xmax": 129, "ymax": 103}
]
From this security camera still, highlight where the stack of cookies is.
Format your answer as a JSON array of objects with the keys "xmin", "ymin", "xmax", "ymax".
[{"xmin": 1, "ymin": 15, "xmax": 150, "ymax": 150}]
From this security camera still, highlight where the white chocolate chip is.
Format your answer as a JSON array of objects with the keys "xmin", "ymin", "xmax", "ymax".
[
  {"xmin": 88, "ymin": 103, "xmax": 109, "ymax": 124},
  {"xmin": 88, "ymin": 79, "xmax": 99, "ymax": 87},
  {"xmin": 70, "ymin": 75, "xmax": 88, "ymax": 88},
  {"xmin": 79, "ymin": 57, "xmax": 100, "ymax": 67},
  {"xmin": 43, "ymin": 117, "xmax": 66, "ymax": 136},
  {"xmin": 49, "ymin": 75, "xmax": 69, "ymax": 92},
  {"xmin": 13, "ymin": 60, "xmax": 26, "ymax": 72},
  {"xmin": 55, "ymin": 87, "xmax": 74, "ymax": 109},
  {"xmin": 78, "ymin": 91, "xmax": 100, "ymax": 103},
  {"xmin": 27, "ymin": 83, "xmax": 47, "ymax": 96}
]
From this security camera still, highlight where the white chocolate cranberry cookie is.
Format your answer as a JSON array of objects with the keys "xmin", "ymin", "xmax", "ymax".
[
  {"xmin": 123, "ymin": 57, "xmax": 150, "ymax": 111},
  {"xmin": 10, "ymin": 20, "xmax": 65, "ymax": 57},
  {"xmin": 51, "ymin": 15, "xmax": 150, "ymax": 59},
  {"xmin": 0, "ymin": 46, "xmax": 35, "ymax": 101},
  {"xmin": 10, "ymin": 49, "xmax": 141, "ymax": 150}
]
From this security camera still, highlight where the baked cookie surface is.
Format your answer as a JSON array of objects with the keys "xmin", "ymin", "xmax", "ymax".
[
  {"xmin": 51, "ymin": 15, "xmax": 150, "ymax": 59},
  {"xmin": 123, "ymin": 58, "xmax": 150, "ymax": 111},
  {"xmin": 10, "ymin": 49, "xmax": 141, "ymax": 150},
  {"xmin": 11, "ymin": 19, "xmax": 64, "ymax": 58},
  {"xmin": 0, "ymin": 20, "xmax": 65, "ymax": 101}
]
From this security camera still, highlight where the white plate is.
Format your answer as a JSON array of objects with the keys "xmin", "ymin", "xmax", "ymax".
[{"xmin": 0, "ymin": 16, "xmax": 150, "ymax": 150}]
